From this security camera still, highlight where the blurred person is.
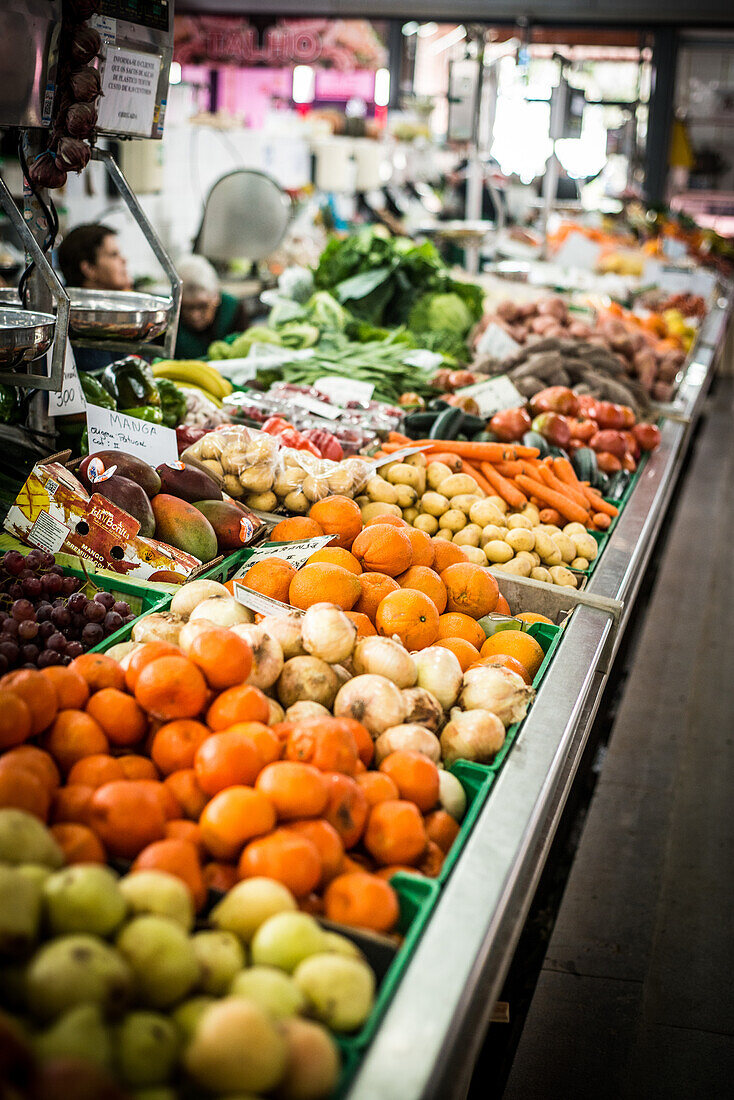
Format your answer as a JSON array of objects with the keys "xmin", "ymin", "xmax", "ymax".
[
  {"xmin": 175, "ymin": 255, "xmax": 249, "ymax": 360},
  {"xmin": 57, "ymin": 224, "xmax": 131, "ymax": 291}
]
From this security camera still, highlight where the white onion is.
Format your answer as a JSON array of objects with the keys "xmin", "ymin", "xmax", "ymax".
[
  {"xmin": 459, "ymin": 666, "xmax": 534, "ymax": 727},
  {"xmin": 374, "ymin": 724, "xmax": 441, "ymax": 765},
  {"xmin": 267, "ymin": 698, "xmax": 285, "ymax": 725},
  {"xmin": 189, "ymin": 596, "xmax": 253, "ymax": 629},
  {"xmin": 301, "ymin": 604, "xmax": 357, "ymax": 664},
  {"xmin": 285, "ymin": 700, "xmax": 331, "ymax": 722},
  {"xmin": 413, "ymin": 647, "xmax": 462, "ymax": 710},
  {"xmin": 107, "ymin": 641, "xmax": 140, "ymax": 664},
  {"xmin": 438, "ymin": 770, "xmax": 467, "ymax": 821},
  {"xmin": 333, "ymin": 675, "xmax": 406, "ymax": 737},
  {"xmin": 178, "ymin": 618, "xmax": 221, "ymax": 654},
  {"xmin": 401, "ymin": 686, "xmax": 444, "ymax": 732},
  {"xmin": 259, "ymin": 613, "xmax": 305, "ymax": 659},
  {"xmin": 277, "ymin": 656, "xmax": 340, "ymax": 709},
  {"xmin": 170, "ymin": 578, "xmax": 230, "ymax": 619},
  {"xmin": 440, "ymin": 708, "xmax": 505, "ymax": 766},
  {"xmin": 352, "ymin": 637, "xmax": 417, "ymax": 689},
  {"xmin": 230, "ymin": 623, "xmax": 284, "ymax": 689},
  {"xmin": 131, "ymin": 612, "xmax": 184, "ymax": 646}
]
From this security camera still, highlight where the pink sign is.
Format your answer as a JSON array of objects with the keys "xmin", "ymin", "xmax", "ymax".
[{"xmin": 315, "ymin": 69, "xmax": 376, "ymax": 101}]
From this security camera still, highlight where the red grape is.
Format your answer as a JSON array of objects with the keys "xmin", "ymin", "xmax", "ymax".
[{"xmin": 84, "ymin": 601, "xmax": 106, "ymax": 623}]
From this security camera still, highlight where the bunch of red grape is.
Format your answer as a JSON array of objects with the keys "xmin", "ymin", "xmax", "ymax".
[{"xmin": 0, "ymin": 549, "xmax": 135, "ymax": 674}]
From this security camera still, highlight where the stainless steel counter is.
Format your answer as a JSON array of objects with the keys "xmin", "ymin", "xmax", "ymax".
[{"xmin": 345, "ymin": 289, "xmax": 732, "ymax": 1100}]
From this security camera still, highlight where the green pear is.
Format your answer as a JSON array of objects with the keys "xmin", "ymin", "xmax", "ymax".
[
  {"xmin": 293, "ymin": 954, "xmax": 374, "ymax": 1032},
  {"xmin": 26, "ymin": 935, "xmax": 134, "ymax": 1021},
  {"xmin": 183, "ymin": 997, "xmax": 287, "ymax": 1094},
  {"xmin": 32, "ymin": 1004, "xmax": 112, "ymax": 1069},
  {"xmin": 210, "ymin": 878, "xmax": 296, "ymax": 943},
  {"xmin": 0, "ymin": 865, "xmax": 43, "ymax": 956},
  {"xmin": 229, "ymin": 967, "xmax": 305, "ymax": 1020},
  {"xmin": 113, "ymin": 1011, "xmax": 180, "ymax": 1087},
  {"xmin": 116, "ymin": 916, "xmax": 200, "ymax": 1009},
  {"xmin": 43, "ymin": 866, "xmax": 127, "ymax": 938},
  {"xmin": 118, "ymin": 871, "xmax": 194, "ymax": 931},
  {"xmin": 321, "ymin": 931, "xmax": 363, "ymax": 960},
  {"xmin": 276, "ymin": 1017, "xmax": 341, "ymax": 1100},
  {"xmin": 17, "ymin": 863, "xmax": 53, "ymax": 888},
  {"xmin": 0, "ymin": 810, "xmax": 63, "ymax": 869},
  {"xmin": 250, "ymin": 913, "xmax": 328, "ymax": 974},
  {"xmin": 170, "ymin": 996, "xmax": 214, "ymax": 1042},
  {"xmin": 192, "ymin": 931, "xmax": 246, "ymax": 996}
]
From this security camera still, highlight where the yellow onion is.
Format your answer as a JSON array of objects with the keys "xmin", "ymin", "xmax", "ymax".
[
  {"xmin": 352, "ymin": 637, "xmax": 417, "ymax": 689},
  {"xmin": 285, "ymin": 701, "xmax": 331, "ymax": 722},
  {"xmin": 413, "ymin": 647, "xmax": 462, "ymax": 709},
  {"xmin": 259, "ymin": 614, "xmax": 305, "ymax": 660},
  {"xmin": 374, "ymin": 724, "xmax": 441, "ymax": 765},
  {"xmin": 301, "ymin": 604, "xmax": 356, "ymax": 664},
  {"xmin": 440, "ymin": 708, "xmax": 505, "ymax": 766},
  {"xmin": 401, "ymin": 687, "xmax": 443, "ymax": 732},
  {"xmin": 230, "ymin": 623, "xmax": 284, "ymax": 690},
  {"xmin": 438, "ymin": 771, "xmax": 467, "ymax": 821},
  {"xmin": 459, "ymin": 666, "xmax": 534, "ymax": 727},
  {"xmin": 277, "ymin": 656, "xmax": 339, "ymax": 710},
  {"xmin": 333, "ymin": 675, "xmax": 406, "ymax": 737}
]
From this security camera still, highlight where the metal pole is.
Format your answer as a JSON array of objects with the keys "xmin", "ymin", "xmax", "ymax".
[
  {"xmin": 464, "ymin": 37, "xmax": 485, "ymax": 276},
  {"xmin": 644, "ymin": 26, "xmax": 678, "ymax": 205}
]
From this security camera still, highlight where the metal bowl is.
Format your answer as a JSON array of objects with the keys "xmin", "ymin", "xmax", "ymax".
[
  {"xmin": 66, "ymin": 289, "xmax": 172, "ymax": 341},
  {"xmin": 417, "ymin": 220, "xmax": 494, "ymax": 244},
  {"xmin": 0, "ymin": 308, "xmax": 55, "ymax": 367},
  {"xmin": 0, "ymin": 287, "xmax": 20, "ymax": 306}
]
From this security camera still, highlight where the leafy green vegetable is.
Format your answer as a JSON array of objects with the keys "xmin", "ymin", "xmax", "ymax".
[
  {"xmin": 154, "ymin": 378, "xmax": 187, "ymax": 428},
  {"xmin": 408, "ymin": 292, "xmax": 474, "ymax": 337},
  {"xmin": 305, "ymin": 291, "xmax": 349, "ymax": 332},
  {"xmin": 412, "ymin": 330, "xmax": 466, "ymax": 361},
  {"xmin": 278, "ymin": 266, "xmax": 314, "ymax": 303}
]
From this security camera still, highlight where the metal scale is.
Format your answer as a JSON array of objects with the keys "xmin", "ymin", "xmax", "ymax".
[{"xmin": 0, "ymin": 0, "xmax": 180, "ymax": 395}]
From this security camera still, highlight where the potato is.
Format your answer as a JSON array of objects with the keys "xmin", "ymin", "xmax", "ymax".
[
  {"xmin": 403, "ymin": 507, "xmax": 419, "ymax": 525},
  {"xmin": 378, "ymin": 462, "xmax": 396, "ymax": 479},
  {"xmin": 327, "ymin": 466, "xmax": 357, "ymax": 494},
  {"xmin": 486, "ymin": 495, "xmax": 508, "ymax": 514},
  {"xmin": 434, "ymin": 528, "xmax": 454, "ymax": 541},
  {"xmin": 531, "ymin": 566, "xmax": 553, "ymax": 583},
  {"xmin": 505, "ymin": 528, "xmax": 535, "ymax": 553},
  {"xmin": 549, "ymin": 565, "xmax": 578, "ymax": 588},
  {"xmin": 426, "ymin": 462, "xmax": 453, "ymax": 490},
  {"xmin": 461, "ymin": 545, "xmax": 488, "ymax": 565},
  {"xmin": 552, "ymin": 533, "xmax": 577, "ymax": 564},
  {"xmin": 302, "ymin": 475, "xmax": 330, "ymax": 502},
  {"xmin": 571, "ymin": 557, "xmax": 590, "ymax": 570},
  {"xmin": 367, "ymin": 476, "xmax": 399, "ymax": 504},
  {"xmin": 273, "ymin": 466, "xmax": 306, "ymax": 495},
  {"xmin": 538, "ymin": 523, "xmax": 562, "ymax": 536},
  {"xmin": 570, "ymin": 532, "xmax": 598, "ymax": 561},
  {"xmin": 484, "ymin": 540, "xmax": 514, "ymax": 564},
  {"xmin": 451, "ymin": 493, "xmax": 482, "ymax": 515},
  {"xmin": 499, "ymin": 556, "xmax": 532, "ymax": 577},
  {"xmin": 533, "ymin": 530, "xmax": 562, "ymax": 566},
  {"xmin": 439, "ymin": 508, "xmax": 467, "ymax": 533},
  {"xmin": 453, "ymin": 523, "xmax": 481, "ymax": 547},
  {"xmin": 530, "ymin": 551, "xmax": 541, "ymax": 566},
  {"xmin": 521, "ymin": 503, "xmax": 541, "ymax": 525},
  {"xmin": 440, "ymin": 474, "xmax": 480, "ymax": 498},
  {"xmin": 394, "ymin": 484, "xmax": 418, "ymax": 508},
  {"xmin": 406, "ymin": 452, "xmax": 428, "ymax": 469},
  {"xmin": 239, "ymin": 464, "xmax": 274, "ymax": 492},
  {"xmin": 222, "ymin": 475, "xmax": 243, "ymax": 498},
  {"xmin": 355, "ymin": 495, "xmax": 370, "ymax": 507},
  {"xmin": 514, "ymin": 551, "xmax": 537, "ymax": 573},
  {"xmin": 563, "ymin": 522, "xmax": 587, "ymax": 537},
  {"xmin": 386, "ymin": 463, "xmax": 424, "ymax": 492},
  {"xmin": 245, "ymin": 491, "xmax": 277, "ymax": 512},
  {"xmin": 480, "ymin": 524, "xmax": 508, "ymax": 545},
  {"xmin": 469, "ymin": 499, "xmax": 506, "ymax": 528},
  {"xmin": 414, "ymin": 513, "xmax": 439, "ymax": 535},
  {"xmin": 361, "ymin": 502, "xmax": 402, "ymax": 523},
  {"xmin": 507, "ymin": 513, "xmax": 533, "ymax": 531},
  {"xmin": 283, "ymin": 488, "xmax": 309, "ymax": 513},
  {"xmin": 421, "ymin": 492, "xmax": 450, "ymax": 517}
]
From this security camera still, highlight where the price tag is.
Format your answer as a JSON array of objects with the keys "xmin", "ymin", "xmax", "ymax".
[
  {"xmin": 97, "ymin": 46, "xmax": 161, "ymax": 138},
  {"xmin": 85, "ymin": 406, "xmax": 178, "ymax": 467},
  {"xmin": 314, "ymin": 377, "xmax": 374, "ymax": 406},
  {"xmin": 456, "ymin": 375, "xmax": 524, "ymax": 417},
  {"xmin": 402, "ymin": 350, "xmax": 445, "ymax": 370},
  {"xmin": 475, "ymin": 322, "xmax": 522, "ymax": 361},
  {"xmin": 554, "ymin": 231, "xmax": 602, "ymax": 272},
  {"xmin": 46, "ymin": 344, "xmax": 86, "ymax": 416},
  {"xmin": 291, "ymin": 395, "xmax": 342, "ymax": 421},
  {"xmin": 232, "ymin": 581, "xmax": 302, "ymax": 618},
  {"xmin": 231, "ymin": 536, "xmax": 334, "ymax": 577}
]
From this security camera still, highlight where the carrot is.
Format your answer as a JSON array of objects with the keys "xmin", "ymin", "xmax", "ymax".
[
  {"xmin": 515, "ymin": 475, "xmax": 591, "ymax": 524},
  {"xmin": 553, "ymin": 457, "xmax": 583, "ymax": 487},
  {"xmin": 539, "ymin": 508, "xmax": 564, "ymax": 525},
  {"xmin": 427, "ymin": 452, "xmax": 463, "ymax": 472},
  {"xmin": 535, "ymin": 465, "xmax": 590, "ymax": 511},
  {"xmin": 579, "ymin": 486, "xmax": 619, "ymax": 518},
  {"xmin": 493, "ymin": 460, "xmax": 523, "ymax": 477},
  {"xmin": 592, "ymin": 512, "xmax": 612, "ymax": 529},
  {"xmin": 388, "ymin": 431, "xmax": 412, "ymax": 445},
  {"xmin": 480, "ymin": 463, "xmax": 528, "ymax": 510},
  {"xmin": 410, "ymin": 440, "xmax": 540, "ymax": 461},
  {"xmin": 461, "ymin": 460, "xmax": 492, "ymax": 495},
  {"xmin": 379, "ymin": 441, "xmax": 422, "ymax": 454}
]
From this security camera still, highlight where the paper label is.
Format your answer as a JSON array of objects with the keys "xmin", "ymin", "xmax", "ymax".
[
  {"xmin": 402, "ymin": 349, "xmax": 445, "ymax": 370},
  {"xmin": 91, "ymin": 14, "xmax": 117, "ymax": 45},
  {"xmin": 232, "ymin": 581, "xmax": 302, "ymax": 618},
  {"xmin": 86, "ymin": 405, "xmax": 178, "ymax": 467},
  {"xmin": 291, "ymin": 395, "xmax": 342, "ymax": 421},
  {"xmin": 372, "ymin": 445, "xmax": 432, "ymax": 469},
  {"xmin": 456, "ymin": 375, "xmax": 524, "ymax": 417},
  {"xmin": 28, "ymin": 511, "xmax": 69, "ymax": 554},
  {"xmin": 554, "ymin": 232, "xmax": 602, "ymax": 272},
  {"xmin": 475, "ymin": 322, "xmax": 522, "ymax": 361},
  {"xmin": 314, "ymin": 377, "xmax": 374, "ymax": 405},
  {"xmin": 97, "ymin": 46, "xmax": 161, "ymax": 138},
  {"xmin": 86, "ymin": 458, "xmax": 116, "ymax": 484},
  {"xmin": 46, "ymin": 344, "xmax": 86, "ymax": 416},
  {"xmin": 232, "ymin": 536, "xmax": 334, "ymax": 577}
]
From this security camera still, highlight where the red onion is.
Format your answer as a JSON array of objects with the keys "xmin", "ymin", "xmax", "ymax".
[
  {"xmin": 29, "ymin": 153, "xmax": 68, "ymax": 191},
  {"xmin": 69, "ymin": 66, "xmax": 102, "ymax": 103},
  {"xmin": 70, "ymin": 25, "xmax": 101, "ymax": 66},
  {"xmin": 65, "ymin": 102, "xmax": 97, "ymax": 138},
  {"xmin": 54, "ymin": 136, "xmax": 91, "ymax": 173}
]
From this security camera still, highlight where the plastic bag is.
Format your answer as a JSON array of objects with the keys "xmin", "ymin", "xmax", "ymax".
[{"xmin": 182, "ymin": 426, "xmax": 280, "ymax": 503}]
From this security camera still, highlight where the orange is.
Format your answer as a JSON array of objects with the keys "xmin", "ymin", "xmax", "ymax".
[
  {"xmin": 404, "ymin": 527, "xmax": 435, "ymax": 568},
  {"xmin": 306, "ymin": 547, "xmax": 362, "ymax": 575},
  {"xmin": 434, "ymin": 637, "xmax": 480, "ymax": 672},
  {"xmin": 194, "ymin": 730, "xmax": 261, "ymax": 795},
  {"xmin": 117, "ymin": 755, "xmax": 158, "ymax": 781},
  {"xmin": 353, "ymin": 572, "xmax": 400, "ymax": 621},
  {"xmin": 374, "ymin": 864, "xmax": 418, "ymax": 880},
  {"xmin": 133, "ymin": 838, "xmax": 206, "ymax": 912},
  {"xmin": 324, "ymin": 871, "xmax": 399, "ymax": 933},
  {"xmin": 285, "ymin": 819, "xmax": 344, "ymax": 885},
  {"xmin": 203, "ymin": 861, "xmax": 239, "ymax": 894},
  {"xmin": 238, "ymin": 829, "xmax": 322, "ymax": 898},
  {"xmin": 223, "ymin": 721, "xmax": 281, "ymax": 768},
  {"xmin": 88, "ymin": 780, "xmax": 167, "ymax": 859},
  {"xmin": 270, "ymin": 516, "xmax": 324, "ymax": 542},
  {"xmin": 494, "ymin": 594, "xmax": 511, "ymax": 616},
  {"xmin": 206, "ymin": 684, "xmax": 269, "ymax": 730},
  {"xmin": 151, "ymin": 720, "xmax": 211, "ymax": 775},
  {"xmin": 51, "ymin": 784, "xmax": 94, "ymax": 826},
  {"xmin": 375, "ymin": 589, "xmax": 439, "ymax": 651},
  {"xmin": 69, "ymin": 654, "xmax": 125, "ymax": 694},
  {"xmin": 0, "ymin": 746, "xmax": 60, "ymax": 792},
  {"xmin": 255, "ymin": 761, "xmax": 328, "ymax": 820},
  {"xmin": 475, "ymin": 652, "xmax": 532, "ymax": 685},
  {"xmin": 199, "ymin": 786, "xmax": 276, "ymax": 861},
  {"xmin": 50, "ymin": 823, "xmax": 106, "ymax": 864},
  {"xmin": 43, "ymin": 710, "xmax": 109, "ymax": 774},
  {"xmin": 0, "ymin": 767, "xmax": 50, "ymax": 820},
  {"xmin": 0, "ymin": 690, "xmax": 32, "ymax": 750},
  {"xmin": 364, "ymin": 799, "xmax": 427, "ymax": 866},
  {"xmin": 134, "ymin": 656, "xmax": 209, "ymax": 721},
  {"xmin": 432, "ymin": 540, "xmax": 469, "ymax": 572},
  {"xmin": 396, "ymin": 565, "xmax": 447, "ymax": 614},
  {"xmin": 40, "ymin": 666, "xmax": 89, "ymax": 710},
  {"xmin": 288, "ymin": 564, "xmax": 361, "ymax": 612},
  {"xmin": 86, "ymin": 688, "xmax": 147, "ymax": 748},
  {"xmin": 322, "ymin": 772, "xmax": 369, "ymax": 849},
  {"xmin": 165, "ymin": 819, "xmax": 205, "ymax": 856},
  {"xmin": 163, "ymin": 769, "xmax": 208, "ymax": 821},
  {"xmin": 479, "ymin": 630, "xmax": 544, "ymax": 679},
  {"xmin": 418, "ymin": 839, "xmax": 445, "ymax": 878},
  {"xmin": 124, "ymin": 642, "xmax": 181, "ymax": 693},
  {"xmin": 241, "ymin": 558, "xmax": 296, "ymax": 604},
  {"xmin": 363, "ymin": 513, "xmax": 407, "ymax": 528},
  {"xmin": 515, "ymin": 611, "xmax": 554, "ymax": 625},
  {"xmin": 308, "ymin": 496, "xmax": 362, "ymax": 550},
  {"xmin": 285, "ymin": 719, "xmax": 359, "ymax": 776},
  {"xmin": 187, "ymin": 626, "xmax": 253, "ymax": 690},
  {"xmin": 351, "ymin": 524, "xmax": 413, "ymax": 577},
  {"xmin": 436, "ymin": 612, "xmax": 486, "ymax": 650},
  {"xmin": 67, "ymin": 754, "xmax": 125, "ymax": 789},
  {"xmin": 425, "ymin": 809, "xmax": 460, "ymax": 854},
  {"xmin": 441, "ymin": 563, "xmax": 499, "ymax": 618},
  {"xmin": 346, "ymin": 611, "xmax": 377, "ymax": 637},
  {"xmin": 339, "ymin": 717, "xmax": 373, "ymax": 768},
  {"xmin": 0, "ymin": 670, "xmax": 58, "ymax": 737},
  {"xmin": 379, "ymin": 751, "xmax": 440, "ymax": 813},
  {"xmin": 355, "ymin": 771, "xmax": 399, "ymax": 807}
]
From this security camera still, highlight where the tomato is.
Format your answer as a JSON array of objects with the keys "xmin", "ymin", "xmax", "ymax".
[
  {"xmin": 618, "ymin": 405, "xmax": 636, "ymax": 429},
  {"xmin": 575, "ymin": 394, "xmax": 598, "ymax": 417},
  {"xmin": 595, "ymin": 451, "xmax": 622, "ymax": 474},
  {"xmin": 593, "ymin": 402, "xmax": 627, "ymax": 430},
  {"xmin": 589, "ymin": 430, "xmax": 627, "ymax": 459},
  {"xmin": 622, "ymin": 431, "xmax": 640, "ymax": 460},
  {"xmin": 633, "ymin": 422, "xmax": 662, "ymax": 452},
  {"xmin": 528, "ymin": 386, "xmax": 579, "ymax": 418},
  {"xmin": 489, "ymin": 407, "xmax": 532, "ymax": 442},
  {"xmin": 568, "ymin": 418, "xmax": 596, "ymax": 442},
  {"xmin": 531, "ymin": 412, "xmax": 571, "ymax": 448},
  {"xmin": 448, "ymin": 370, "xmax": 477, "ymax": 390},
  {"xmin": 622, "ymin": 451, "xmax": 637, "ymax": 472}
]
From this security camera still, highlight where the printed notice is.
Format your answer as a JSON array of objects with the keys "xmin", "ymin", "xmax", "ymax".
[
  {"xmin": 46, "ymin": 343, "xmax": 86, "ymax": 416},
  {"xmin": 97, "ymin": 46, "xmax": 161, "ymax": 137},
  {"xmin": 457, "ymin": 375, "xmax": 525, "ymax": 417},
  {"xmin": 86, "ymin": 405, "xmax": 178, "ymax": 467}
]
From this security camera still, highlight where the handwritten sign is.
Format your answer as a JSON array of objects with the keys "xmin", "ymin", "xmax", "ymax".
[
  {"xmin": 232, "ymin": 536, "xmax": 334, "ymax": 577},
  {"xmin": 86, "ymin": 405, "xmax": 178, "ymax": 467},
  {"xmin": 457, "ymin": 375, "xmax": 524, "ymax": 417},
  {"xmin": 98, "ymin": 46, "xmax": 160, "ymax": 137},
  {"xmin": 315, "ymin": 377, "xmax": 374, "ymax": 406},
  {"xmin": 232, "ymin": 581, "xmax": 301, "ymax": 618},
  {"xmin": 46, "ymin": 344, "xmax": 86, "ymax": 416},
  {"xmin": 475, "ymin": 322, "xmax": 521, "ymax": 361}
]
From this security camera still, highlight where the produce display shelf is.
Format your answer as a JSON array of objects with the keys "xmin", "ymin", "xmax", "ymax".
[{"xmin": 342, "ymin": 296, "xmax": 730, "ymax": 1100}]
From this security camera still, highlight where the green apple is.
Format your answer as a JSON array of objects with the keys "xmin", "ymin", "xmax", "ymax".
[
  {"xmin": 33, "ymin": 1003, "xmax": 112, "ymax": 1068},
  {"xmin": 116, "ymin": 916, "xmax": 199, "ymax": 1009},
  {"xmin": 293, "ymin": 954, "xmax": 374, "ymax": 1032},
  {"xmin": 0, "ymin": 810, "xmax": 63, "ymax": 868},
  {"xmin": 321, "ymin": 931, "xmax": 363, "ymax": 960},
  {"xmin": 118, "ymin": 871, "xmax": 194, "ymax": 931},
  {"xmin": 43, "ymin": 866, "xmax": 127, "ymax": 937},
  {"xmin": 0, "ymin": 865, "xmax": 43, "ymax": 955},
  {"xmin": 26, "ymin": 934, "xmax": 133, "ymax": 1021},
  {"xmin": 250, "ymin": 913, "xmax": 328, "ymax": 974},
  {"xmin": 210, "ymin": 878, "xmax": 296, "ymax": 943},
  {"xmin": 171, "ymin": 995, "xmax": 214, "ymax": 1042},
  {"xmin": 229, "ymin": 966, "xmax": 305, "ymax": 1019}
]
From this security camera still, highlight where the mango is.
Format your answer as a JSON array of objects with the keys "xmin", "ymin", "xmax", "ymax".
[
  {"xmin": 90, "ymin": 475, "xmax": 156, "ymax": 538},
  {"xmin": 156, "ymin": 462, "xmax": 222, "ymax": 504},
  {"xmin": 193, "ymin": 500, "xmax": 254, "ymax": 551},
  {"xmin": 79, "ymin": 451, "xmax": 161, "ymax": 498},
  {"xmin": 151, "ymin": 495, "xmax": 218, "ymax": 563}
]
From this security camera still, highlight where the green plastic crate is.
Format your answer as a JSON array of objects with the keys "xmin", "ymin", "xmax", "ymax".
[
  {"xmin": 66, "ymin": 569, "xmax": 170, "ymax": 656},
  {"xmin": 436, "ymin": 760, "xmax": 495, "ymax": 885}
]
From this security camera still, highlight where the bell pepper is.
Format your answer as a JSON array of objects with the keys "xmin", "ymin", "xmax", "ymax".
[
  {"xmin": 101, "ymin": 356, "xmax": 161, "ymax": 409},
  {"xmin": 154, "ymin": 378, "xmax": 188, "ymax": 429},
  {"xmin": 301, "ymin": 429, "xmax": 344, "ymax": 461},
  {"xmin": 262, "ymin": 416, "xmax": 293, "ymax": 435},
  {"xmin": 120, "ymin": 406, "xmax": 164, "ymax": 424},
  {"xmin": 79, "ymin": 371, "xmax": 116, "ymax": 412}
]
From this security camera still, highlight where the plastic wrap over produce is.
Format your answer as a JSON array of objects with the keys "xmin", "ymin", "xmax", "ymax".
[{"xmin": 181, "ymin": 426, "xmax": 374, "ymax": 513}]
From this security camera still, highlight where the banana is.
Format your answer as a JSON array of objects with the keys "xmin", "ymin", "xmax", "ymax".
[{"xmin": 152, "ymin": 361, "xmax": 232, "ymax": 399}]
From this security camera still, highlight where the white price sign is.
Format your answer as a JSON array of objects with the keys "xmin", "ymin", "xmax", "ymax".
[
  {"xmin": 86, "ymin": 405, "xmax": 178, "ymax": 467},
  {"xmin": 232, "ymin": 536, "xmax": 334, "ymax": 577},
  {"xmin": 554, "ymin": 231, "xmax": 602, "ymax": 272},
  {"xmin": 232, "ymin": 581, "xmax": 301, "ymax": 618},
  {"xmin": 291, "ymin": 395, "xmax": 342, "ymax": 421},
  {"xmin": 314, "ymin": 377, "xmax": 374, "ymax": 406},
  {"xmin": 46, "ymin": 344, "xmax": 86, "ymax": 416},
  {"xmin": 475, "ymin": 322, "xmax": 522, "ymax": 361},
  {"xmin": 457, "ymin": 375, "xmax": 524, "ymax": 417},
  {"xmin": 97, "ymin": 46, "xmax": 160, "ymax": 137}
]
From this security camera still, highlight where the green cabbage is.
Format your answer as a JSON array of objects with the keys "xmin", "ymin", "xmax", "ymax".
[{"xmin": 408, "ymin": 292, "xmax": 474, "ymax": 337}]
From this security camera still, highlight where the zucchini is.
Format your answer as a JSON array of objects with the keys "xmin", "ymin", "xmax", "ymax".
[
  {"xmin": 459, "ymin": 413, "xmax": 488, "ymax": 435},
  {"xmin": 547, "ymin": 445, "xmax": 570, "ymax": 460},
  {"xmin": 594, "ymin": 472, "xmax": 611, "ymax": 497},
  {"xmin": 429, "ymin": 406, "xmax": 464, "ymax": 440},
  {"xmin": 472, "ymin": 429, "xmax": 498, "ymax": 443},
  {"xmin": 523, "ymin": 431, "xmax": 549, "ymax": 459},
  {"xmin": 427, "ymin": 397, "xmax": 452, "ymax": 412},
  {"xmin": 571, "ymin": 447, "xmax": 597, "ymax": 485},
  {"xmin": 606, "ymin": 469, "xmax": 632, "ymax": 500}
]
